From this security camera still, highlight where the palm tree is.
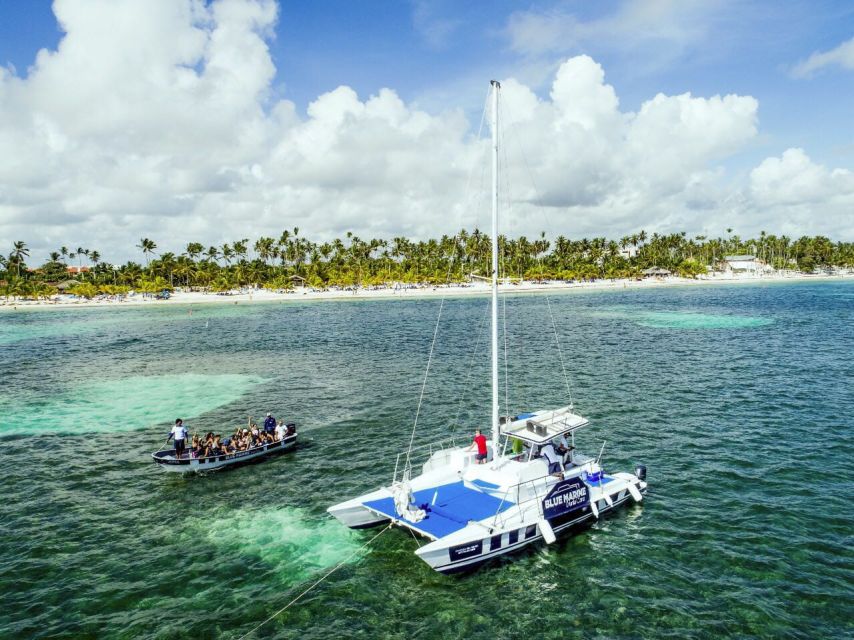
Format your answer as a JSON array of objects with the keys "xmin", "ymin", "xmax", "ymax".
[
  {"xmin": 137, "ymin": 238, "xmax": 157, "ymax": 266},
  {"xmin": 277, "ymin": 230, "xmax": 291, "ymax": 266},
  {"xmin": 220, "ymin": 243, "xmax": 234, "ymax": 266},
  {"xmin": 233, "ymin": 239, "xmax": 249, "ymax": 262},
  {"xmin": 254, "ymin": 237, "xmax": 275, "ymax": 265},
  {"xmin": 11, "ymin": 241, "xmax": 29, "ymax": 277},
  {"xmin": 154, "ymin": 252, "xmax": 178, "ymax": 286},
  {"xmin": 185, "ymin": 242, "xmax": 203, "ymax": 261}
]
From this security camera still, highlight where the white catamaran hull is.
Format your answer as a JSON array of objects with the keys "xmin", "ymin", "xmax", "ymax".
[
  {"xmin": 327, "ymin": 491, "xmax": 392, "ymax": 529},
  {"xmin": 414, "ymin": 481, "xmax": 646, "ymax": 574}
]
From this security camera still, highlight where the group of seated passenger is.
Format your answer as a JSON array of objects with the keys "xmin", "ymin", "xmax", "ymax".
[{"xmin": 190, "ymin": 418, "xmax": 291, "ymax": 458}]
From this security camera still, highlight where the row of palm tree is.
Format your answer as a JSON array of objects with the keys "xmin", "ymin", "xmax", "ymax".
[{"xmin": 2, "ymin": 230, "xmax": 853, "ymax": 295}]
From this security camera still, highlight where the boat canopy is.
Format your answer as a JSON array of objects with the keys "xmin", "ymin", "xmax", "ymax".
[{"xmin": 500, "ymin": 406, "xmax": 589, "ymax": 445}]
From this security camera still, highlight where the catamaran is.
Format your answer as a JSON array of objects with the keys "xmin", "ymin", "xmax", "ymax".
[{"xmin": 328, "ymin": 81, "xmax": 648, "ymax": 574}]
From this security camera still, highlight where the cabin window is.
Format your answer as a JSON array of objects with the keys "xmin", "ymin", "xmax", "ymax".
[
  {"xmin": 525, "ymin": 525, "xmax": 537, "ymax": 539},
  {"xmin": 508, "ymin": 530, "xmax": 519, "ymax": 545},
  {"xmin": 490, "ymin": 535, "xmax": 502, "ymax": 551}
]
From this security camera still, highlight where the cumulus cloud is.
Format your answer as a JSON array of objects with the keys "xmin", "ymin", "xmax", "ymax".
[
  {"xmin": 792, "ymin": 35, "xmax": 854, "ymax": 78},
  {"xmin": 505, "ymin": 0, "xmax": 728, "ymax": 63},
  {"xmin": 747, "ymin": 149, "xmax": 854, "ymax": 236},
  {"xmin": 0, "ymin": 0, "xmax": 851, "ymax": 265}
]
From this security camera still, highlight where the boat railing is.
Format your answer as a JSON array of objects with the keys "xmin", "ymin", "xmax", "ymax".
[{"xmin": 392, "ymin": 437, "xmax": 460, "ymax": 484}]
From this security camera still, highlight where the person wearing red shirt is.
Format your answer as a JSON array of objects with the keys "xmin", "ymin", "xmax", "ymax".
[{"xmin": 467, "ymin": 429, "xmax": 488, "ymax": 464}]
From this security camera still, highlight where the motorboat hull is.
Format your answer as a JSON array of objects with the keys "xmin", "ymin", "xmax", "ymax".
[{"xmin": 152, "ymin": 434, "xmax": 297, "ymax": 473}]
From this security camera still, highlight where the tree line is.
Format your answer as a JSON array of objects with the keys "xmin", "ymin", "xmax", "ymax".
[{"xmin": 2, "ymin": 228, "xmax": 852, "ymax": 299}]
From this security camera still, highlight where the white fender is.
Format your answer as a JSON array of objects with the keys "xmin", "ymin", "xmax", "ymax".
[
  {"xmin": 538, "ymin": 518, "xmax": 556, "ymax": 544},
  {"xmin": 627, "ymin": 482, "xmax": 643, "ymax": 502},
  {"xmin": 590, "ymin": 499, "xmax": 599, "ymax": 518}
]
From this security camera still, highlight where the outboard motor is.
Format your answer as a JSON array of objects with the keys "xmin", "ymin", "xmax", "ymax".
[
  {"xmin": 635, "ymin": 464, "xmax": 647, "ymax": 481},
  {"xmin": 285, "ymin": 423, "xmax": 296, "ymax": 436}
]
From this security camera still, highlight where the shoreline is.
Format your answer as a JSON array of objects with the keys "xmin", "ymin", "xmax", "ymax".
[{"xmin": 0, "ymin": 272, "xmax": 851, "ymax": 312}]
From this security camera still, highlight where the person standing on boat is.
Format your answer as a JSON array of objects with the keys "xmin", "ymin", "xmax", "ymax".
[
  {"xmin": 264, "ymin": 412, "xmax": 276, "ymax": 435},
  {"xmin": 168, "ymin": 419, "xmax": 189, "ymax": 459},
  {"xmin": 467, "ymin": 429, "xmax": 488, "ymax": 464},
  {"xmin": 555, "ymin": 434, "xmax": 575, "ymax": 466},
  {"xmin": 541, "ymin": 441, "xmax": 563, "ymax": 475},
  {"xmin": 275, "ymin": 420, "xmax": 286, "ymax": 441}
]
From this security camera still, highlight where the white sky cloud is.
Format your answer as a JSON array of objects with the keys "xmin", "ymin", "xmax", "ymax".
[
  {"xmin": 0, "ymin": 0, "xmax": 852, "ymax": 265},
  {"xmin": 792, "ymin": 35, "xmax": 854, "ymax": 77},
  {"xmin": 748, "ymin": 148, "xmax": 854, "ymax": 237},
  {"xmin": 504, "ymin": 0, "xmax": 728, "ymax": 66}
]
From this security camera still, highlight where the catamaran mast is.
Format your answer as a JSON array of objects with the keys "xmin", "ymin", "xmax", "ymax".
[{"xmin": 490, "ymin": 80, "xmax": 500, "ymax": 448}]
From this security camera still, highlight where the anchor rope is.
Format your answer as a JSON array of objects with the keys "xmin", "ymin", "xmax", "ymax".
[{"xmin": 234, "ymin": 523, "xmax": 393, "ymax": 640}]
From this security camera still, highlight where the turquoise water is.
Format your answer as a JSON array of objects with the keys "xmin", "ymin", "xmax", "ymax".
[
  {"xmin": 589, "ymin": 307, "xmax": 774, "ymax": 329},
  {"xmin": 0, "ymin": 281, "xmax": 851, "ymax": 639},
  {"xmin": 1, "ymin": 374, "xmax": 267, "ymax": 435}
]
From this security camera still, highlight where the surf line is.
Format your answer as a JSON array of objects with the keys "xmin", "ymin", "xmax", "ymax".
[{"xmin": 233, "ymin": 523, "xmax": 393, "ymax": 639}]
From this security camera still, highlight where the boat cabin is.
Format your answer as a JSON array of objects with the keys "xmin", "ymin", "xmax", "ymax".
[{"xmin": 501, "ymin": 406, "xmax": 588, "ymax": 452}]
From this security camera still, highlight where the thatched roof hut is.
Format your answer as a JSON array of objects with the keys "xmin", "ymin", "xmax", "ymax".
[
  {"xmin": 55, "ymin": 280, "xmax": 79, "ymax": 291},
  {"xmin": 642, "ymin": 267, "xmax": 671, "ymax": 277}
]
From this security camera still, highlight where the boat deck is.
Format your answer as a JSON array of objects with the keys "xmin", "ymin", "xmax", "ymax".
[{"xmin": 363, "ymin": 481, "xmax": 515, "ymax": 539}]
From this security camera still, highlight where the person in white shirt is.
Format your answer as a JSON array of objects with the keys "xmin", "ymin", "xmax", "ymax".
[
  {"xmin": 168, "ymin": 419, "xmax": 189, "ymax": 459},
  {"xmin": 540, "ymin": 442, "xmax": 563, "ymax": 475},
  {"xmin": 275, "ymin": 420, "xmax": 286, "ymax": 441},
  {"xmin": 555, "ymin": 434, "xmax": 574, "ymax": 466}
]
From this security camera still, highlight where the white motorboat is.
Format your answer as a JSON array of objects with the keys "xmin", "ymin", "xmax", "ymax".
[
  {"xmin": 328, "ymin": 81, "xmax": 647, "ymax": 573},
  {"xmin": 152, "ymin": 425, "xmax": 297, "ymax": 473}
]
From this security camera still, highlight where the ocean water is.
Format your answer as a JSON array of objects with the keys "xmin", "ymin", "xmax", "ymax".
[{"xmin": 0, "ymin": 280, "xmax": 851, "ymax": 639}]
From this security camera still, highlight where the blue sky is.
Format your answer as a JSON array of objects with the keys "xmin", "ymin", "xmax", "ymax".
[{"xmin": 0, "ymin": 0, "xmax": 852, "ymax": 261}]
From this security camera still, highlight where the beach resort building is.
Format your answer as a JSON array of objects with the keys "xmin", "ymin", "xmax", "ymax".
[{"xmin": 722, "ymin": 255, "xmax": 765, "ymax": 273}]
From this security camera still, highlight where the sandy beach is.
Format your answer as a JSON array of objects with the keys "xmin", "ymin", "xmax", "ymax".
[{"xmin": 1, "ymin": 271, "xmax": 850, "ymax": 311}]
